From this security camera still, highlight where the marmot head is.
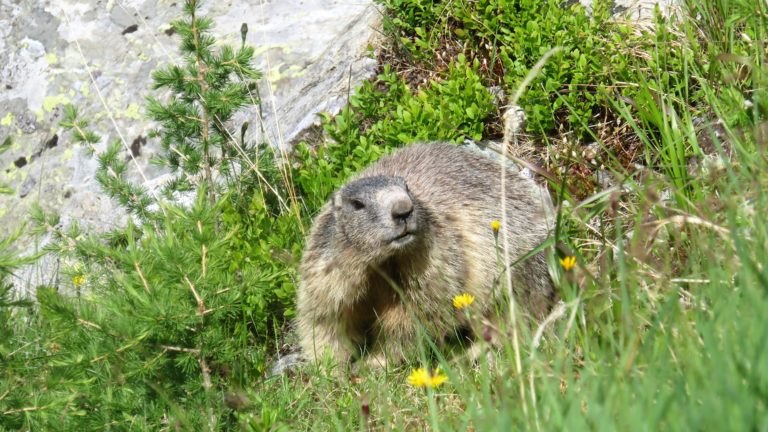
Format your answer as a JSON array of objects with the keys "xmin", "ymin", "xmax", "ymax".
[{"xmin": 332, "ymin": 175, "xmax": 425, "ymax": 261}]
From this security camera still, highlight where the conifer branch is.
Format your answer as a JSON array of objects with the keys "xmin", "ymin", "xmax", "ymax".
[
  {"xmin": 188, "ymin": 0, "xmax": 214, "ymax": 203},
  {"xmin": 134, "ymin": 262, "xmax": 150, "ymax": 293},
  {"xmin": 201, "ymin": 244, "xmax": 207, "ymax": 277},
  {"xmin": 184, "ymin": 275, "xmax": 206, "ymax": 314}
]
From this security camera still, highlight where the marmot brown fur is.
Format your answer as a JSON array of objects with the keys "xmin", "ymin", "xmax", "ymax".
[{"xmin": 297, "ymin": 143, "xmax": 554, "ymax": 366}]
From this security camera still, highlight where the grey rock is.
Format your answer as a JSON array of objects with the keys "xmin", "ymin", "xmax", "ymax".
[
  {"xmin": 268, "ymin": 352, "xmax": 304, "ymax": 376},
  {"xmin": 595, "ymin": 170, "xmax": 616, "ymax": 190},
  {"xmin": 579, "ymin": 0, "xmax": 679, "ymax": 21},
  {"xmin": 1, "ymin": 0, "xmax": 382, "ymax": 295},
  {"xmin": 611, "ymin": 0, "xmax": 679, "ymax": 22},
  {"xmin": 18, "ymin": 175, "xmax": 36, "ymax": 198}
]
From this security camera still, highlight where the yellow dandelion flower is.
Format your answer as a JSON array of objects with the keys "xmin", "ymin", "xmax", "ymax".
[
  {"xmin": 453, "ymin": 293, "xmax": 475, "ymax": 309},
  {"xmin": 429, "ymin": 370, "xmax": 448, "ymax": 387},
  {"xmin": 559, "ymin": 256, "xmax": 576, "ymax": 271},
  {"xmin": 490, "ymin": 220, "xmax": 501, "ymax": 234},
  {"xmin": 407, "ymin": 368, "xmax": 448, "ymax": 388},
  {"xmin": 72, "ymin": 275, "xmax": 86, "ymax": 287},
  {"xmin": 407, "ymin": 368, "xmax": 431, "ymax": 387}
]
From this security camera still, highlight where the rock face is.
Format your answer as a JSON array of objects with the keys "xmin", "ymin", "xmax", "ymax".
[{"xmin": 0, "ymin": 0, "xmax": 380, "ymax": 295}]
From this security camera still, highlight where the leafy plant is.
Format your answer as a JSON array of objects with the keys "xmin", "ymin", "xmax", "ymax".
[
  {"xmin": 379, "ymin": 0, "xmax": 684, "ymax": 138},
  {"xmin": 295, "ymin": 56, "xmax": 495, "ymax": 209}
]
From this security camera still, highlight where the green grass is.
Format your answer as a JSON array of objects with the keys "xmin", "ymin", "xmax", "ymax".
[
  {"xmin": 234, "ymin": 0, "xmax": 768, "ymax": 430},
  {"xmin": 2, "ymin": 0, "xmax": 767, "ymax": 430},
  {"xmin": 238, "ymin": 173, "xmax": 766, "ymax": 431}
]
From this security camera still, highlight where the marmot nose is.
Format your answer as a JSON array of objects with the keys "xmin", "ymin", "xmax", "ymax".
[{"xmin": 390, "ymin": 196, "xmax": 414, "ymax": 222}]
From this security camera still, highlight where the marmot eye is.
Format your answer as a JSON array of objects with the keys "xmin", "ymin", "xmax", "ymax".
[{"xmin": 351, "ymin": 199, "xmax": 365, "ymax": 210}]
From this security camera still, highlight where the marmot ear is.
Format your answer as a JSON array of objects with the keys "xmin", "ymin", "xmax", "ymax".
[{"xmin": 332, "ymin": 192, "xmax": 342, "ymax": 209}]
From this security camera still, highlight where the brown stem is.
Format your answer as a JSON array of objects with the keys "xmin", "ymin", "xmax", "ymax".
[{"xmin": 189, "ymin": 2, "xmax": 214, "ymax": 203}]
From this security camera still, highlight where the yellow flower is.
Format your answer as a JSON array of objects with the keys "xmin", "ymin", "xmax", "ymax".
[
  {"xmin": 407, "ymin": 368, "xmax": 448, "ymax": 388},
  {"xmin": 407, "ymin": 368, "xmax": 431, "ymax": 387},
  {"xmin": 559, "ymin": 256, "xmax": 576, "ymax": 271},
  {"xmin": 428, "ymin": 371, "xmax": 448, "ymax": 387},
  {"xmin": 490, "ymin": 220, "xmax": 501, "ymax": 234},
  {"xmin": 72, "ymin": 275, "xmax": 86, "ymax": 287},
  {"xmin": 452, "ymin": 293, "xmax": 475, "ymax": 309}
]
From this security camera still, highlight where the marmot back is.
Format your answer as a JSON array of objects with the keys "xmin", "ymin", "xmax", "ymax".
[{"xmin": 297, "ymin": 143, "xmax": 554, "ymax": 366}]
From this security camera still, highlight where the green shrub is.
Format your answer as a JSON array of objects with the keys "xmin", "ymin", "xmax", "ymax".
[
  {"xmin": 295, "ymin": 56, "xmax": 494, "ymax": 209},
  {"xmin": 380, "ymin": 0, "xmax": 690, "ymax": 137}
]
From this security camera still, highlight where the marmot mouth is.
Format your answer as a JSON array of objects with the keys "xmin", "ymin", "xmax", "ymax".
[{"xmin": 389, "ymin": 232, "xmax": 415, "ymax": 247}]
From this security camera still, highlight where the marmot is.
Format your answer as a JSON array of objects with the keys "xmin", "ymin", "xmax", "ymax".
[{"xmin": 297, "ymin": 143, "xmax": 554, "ymax": 366}]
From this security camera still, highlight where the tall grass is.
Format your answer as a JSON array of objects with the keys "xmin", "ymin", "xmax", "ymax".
[{"xmin": 236, "ymin": 1, "xmax": 768, "ymax": 430}]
